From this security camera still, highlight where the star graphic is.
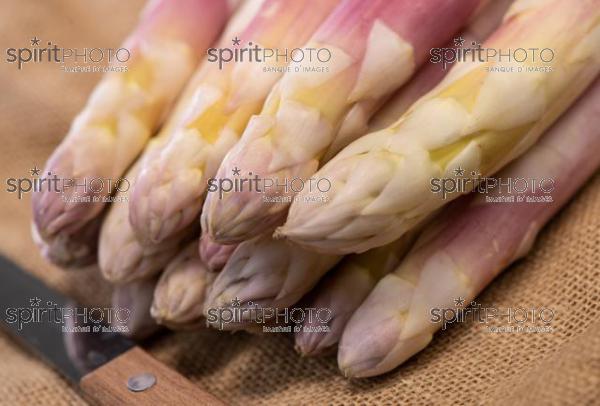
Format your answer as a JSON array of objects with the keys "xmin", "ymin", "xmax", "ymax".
[
  {"xmin": 232, "ymin": 36, "xmax": 241, "ymax": 46},
  {"xmin": 231, "ymin": 297, "xmax": 241, "ymax": 307},
  {"xmin": 232, "ymin": 166, "xmax": 241, "ymax": 176},
  {"xmin": 454, "ymin": 166, "xmax": 465, "ymax": 176},
  {"xmin": 30, "ymin": 297, "xmax": 41, "ymax": 307},
  {"xmin": 30, "ymin": 166, "xmax": 40, "ymax": 176},
  {"xmin": 31, "ymin": 36, "xmax": 40, "ymax": 46},
  {"xmin": 454, "ymin": 297, "xmax": 465, "ymax": 307},
  {"xmin": 454, "ymin": 36, "xmax": 465, "ymax": 47}
]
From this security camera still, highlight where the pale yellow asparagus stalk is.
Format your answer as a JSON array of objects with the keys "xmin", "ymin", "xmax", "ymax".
[
  {"xmin": 280, "ymin": 0, "xmax": 600, "ymax": 254},
  {"xmin": 338, "ymin": 77, "xmax": 600, "ymax": 378},
  {"xmin": 31, "ymin": 0, "xmax": 232, "ymax": 266},
  {"xmin": 202, "ymin": 0, "xmax": 483, "ymax": 243},
  {"xmin": 151, "ymin": 240, "xmax": 215, "ymax": 329},
  {"xmin": 295, "ymin": 235, "xmax": 418, "ymax": 356},
  {"xmin": 128, "ymin": 0, "xmax": 339, "ymax": 245}
]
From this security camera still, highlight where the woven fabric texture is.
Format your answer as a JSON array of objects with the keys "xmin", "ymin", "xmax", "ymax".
[{"xmin": 0, "ymin": 1, "xmax": 598, "ymax": 405}]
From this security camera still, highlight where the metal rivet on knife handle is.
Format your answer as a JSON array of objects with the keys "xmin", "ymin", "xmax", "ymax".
[{"xmin": 127, "ymin": 372, "xmax": 157, "ymax": 392}]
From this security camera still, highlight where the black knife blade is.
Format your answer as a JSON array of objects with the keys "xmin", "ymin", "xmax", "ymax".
[{"xmin": 0, "ymin": 254, "xmax": 134, "ymax": 383}]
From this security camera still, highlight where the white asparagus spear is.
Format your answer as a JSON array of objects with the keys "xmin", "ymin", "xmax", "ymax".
[
  {"xmin": 151, "ymin": 240, "xmax": 215, "ymax": 329},
  {"xmin": 204, "ymin": 235, "xmax": 341, "ymax": 329}
]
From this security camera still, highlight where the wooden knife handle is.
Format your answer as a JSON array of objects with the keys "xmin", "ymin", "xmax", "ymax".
[{"xmin": 80, "ymin": 346, "xmax": 225, "ymax": 405}]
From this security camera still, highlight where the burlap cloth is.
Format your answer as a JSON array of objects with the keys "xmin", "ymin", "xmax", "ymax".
[{"xmin": 0, "ymin": 1, "xmax": 598, "ymax": 405}]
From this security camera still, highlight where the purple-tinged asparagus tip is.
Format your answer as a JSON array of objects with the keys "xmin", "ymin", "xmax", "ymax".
[{"xmin": 337, "ymin": 275, "xmax": 434, "ymax": 378}]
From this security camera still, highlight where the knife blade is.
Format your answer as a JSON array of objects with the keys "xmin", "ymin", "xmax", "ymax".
[{"xmin": 0, "ymin": 255, "xmax": 225, "ymax": 405}]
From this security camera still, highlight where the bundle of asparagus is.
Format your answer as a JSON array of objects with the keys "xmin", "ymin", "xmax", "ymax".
[
  {"xmin": 100, "ymin": 0, "xmax": 339, "ymax": 313},
  {"xmin": 32, "ymin": 0, "xmax": 600, "ymax": 383},
  {"xmin": 95, "ymin": 0, "xmax": 334, "ymax": 336},
  {"xmin": 202, "ymin": 0, "xmax": 483, "ymax": 243},
  {"xmin": 205, "ymin": 0, "xmax": 514, "ymax": 335},
  {"xmin": 31, "ymin": 0, "xmax": 232, "ymax": 267},
  {"xmin": 279, "ymin": 0, "xmax": 600, "ymax": 254}
]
